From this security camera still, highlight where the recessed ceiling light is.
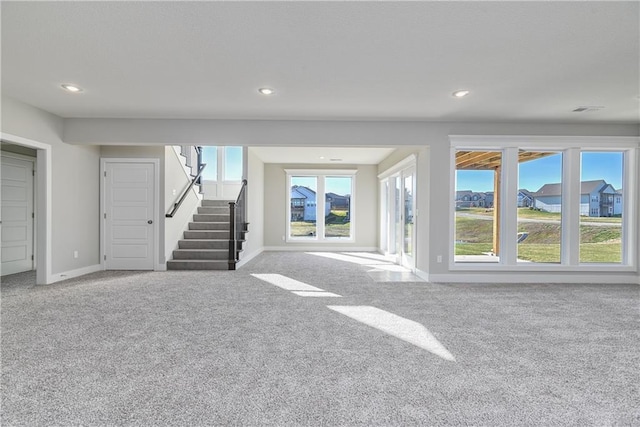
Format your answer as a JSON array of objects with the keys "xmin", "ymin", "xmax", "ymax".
[
  {"xmin": 258, "ymin": 88, "xmax": 275, "ymax": 95},
  {"xmin": 452, "ymin": 90, "xmax": 470, "ymax": 98},
  {"xmin": 61, "ymin": 84, "xmax": 83, "ymax": 93},
  {"xmin": 319, "ymin": 156, "xmax": 325, "ymax": 160}
]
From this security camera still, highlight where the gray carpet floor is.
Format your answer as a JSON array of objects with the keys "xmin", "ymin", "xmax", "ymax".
[{"xmin": 1, "ymin": 252, "xmax": 639, "ymax": 426}]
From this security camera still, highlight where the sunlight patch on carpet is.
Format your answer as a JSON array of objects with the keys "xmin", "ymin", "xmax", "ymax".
[
  {"xmin": 306, "ymin": 252, "xmax": 391, "ymax": 265},
  {"xmin": 327, "ymin": 305, "xmax": 456, "ymax": 361},
  {"xmin": 292, "ymin": 291, "xmax": 342, "ymax": 298},
  {"xmin": 251, "ymin": 274, "xmax": 324, "ymax": 291}
]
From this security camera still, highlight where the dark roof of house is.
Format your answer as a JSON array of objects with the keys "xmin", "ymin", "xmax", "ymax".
[
  {"xmin": 326, "ymin": 192, "xmax": 349, "ymax": 199},
  {"xmin": 533, "ymin": 180, "xmax": 606, "ymax": 197},
  {"xmin": 518, "ymin": 189, "xmax": 534, "ymax": 197},
  {"xmin": 291, "ymin": 185, "xmax": 316, "ymax": 199}
]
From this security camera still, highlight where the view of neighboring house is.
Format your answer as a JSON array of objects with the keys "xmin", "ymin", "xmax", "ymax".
[
  {"xmin": 533, "ymin": 179, "xmax": 623, "ymax": 217},
  {"xmin": 290, "ymin": 185, "xmax": 331, "ymax": 221},
  {"xmin": 455, "ymin": 190, "xmax": 494, "ymax": 208},
  {"xmin": 517, "ymin": 189, "xmax": 534, "ymax": 207},
  {"xmin": 326, "ymin": 192, "xmax": 350, "ymax": 210}
]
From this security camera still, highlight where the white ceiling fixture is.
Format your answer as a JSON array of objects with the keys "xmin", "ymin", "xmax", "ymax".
[
  {"xmin": 258, "ymin": 88, "xmax": 275, "ymax": 95},
  {"xmin": 61, "ymin": 84, "xmax": 83, "ymax": 93},
  {"xmin": 452, "ymin": 90, "xmax": 470, "ymax": 98}
]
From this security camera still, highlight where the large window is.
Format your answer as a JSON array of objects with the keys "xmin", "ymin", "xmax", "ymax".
[
  {"xmin": 201, "ymin": 146, "xmax": 243, "ymax": 182},
  {"xmin": 454, "ymin": 151, "xmax": 502, "ymax": 262},
  {"xmin": 580, "ymin": 152, "xmax": 623, "ymax": 263},
  {"xmin": 286, "ymin": 170, "xmax": 356, "ymax": 242},
  {"xmin": 450, "ymin": 137, "xmax": 637, "ymax": 269},
  {"xmin": 224, "ymin": 147, "xmax": 243, "ymax": 181},
  {"xmin": 517, "ymin": 152, "xmax": 563, "ymax": 263}
]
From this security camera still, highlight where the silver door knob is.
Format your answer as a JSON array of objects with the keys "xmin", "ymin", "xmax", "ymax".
[{"xmin": 148, "ymin": 220, "xmax": 153, "ymax": 224}]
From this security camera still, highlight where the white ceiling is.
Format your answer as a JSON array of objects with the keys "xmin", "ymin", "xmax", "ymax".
[
  {"xmin": 249, "ymin": 146, "xmax": 395, "ymax": 165},
  {"xmin": 2, "ymin": 1, "xmax": 638, "ymax": 124}
]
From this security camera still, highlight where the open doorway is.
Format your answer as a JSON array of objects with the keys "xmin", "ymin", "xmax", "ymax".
[
  {"xmin": 0, "ymin": 135, "xmax": 51, "ymax": 285},
  {"xmin": 1, "ymin": 145, "xmax": 36, "ymax": 277},
  {"xmin": 379, "ymin": 157, "xmax": 417, "ymax": 271}
]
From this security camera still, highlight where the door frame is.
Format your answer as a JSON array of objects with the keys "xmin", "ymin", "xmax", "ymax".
[
  {"xmin": 378, "ymin": 154, "xmax": 417, "ymax": 271},
  {"xmin": 1, "ymin": 133, "xmax": 51, "ymax": 284},
  {"xmin": 400, "ymin": 165, "xmax": 417, "ymax": 270},
  {"xmin": 1, "ymin": 152, "xmax": 36, "ymax": 275},
  {"xmin": 100, "ymin": 158, "xmax": 161, "ymax": 271}
]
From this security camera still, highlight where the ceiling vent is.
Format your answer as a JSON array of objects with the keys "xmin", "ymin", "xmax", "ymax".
[{"xmin": 572, "ymin": 106, "xmax": 605, "ymax": 112}]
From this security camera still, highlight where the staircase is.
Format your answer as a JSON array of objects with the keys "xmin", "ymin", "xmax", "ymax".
[{"xmin": 167, "ymin": 200, "xmax": 244, "ymax": 270}]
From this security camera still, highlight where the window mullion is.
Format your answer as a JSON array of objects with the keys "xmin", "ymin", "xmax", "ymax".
[
  {"xmin": 317, "ymin": 177, "xmax": 326, "ymax": 239},
  {"xmin": 501, "ymin": 148, "xmax": 519, "ymax": 265},
  {"xmin": 563, "ymin": 148, "xmax": 581, "ymax": 265}
]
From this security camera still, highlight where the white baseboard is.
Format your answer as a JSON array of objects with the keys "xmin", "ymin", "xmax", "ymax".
[
  {"xmin": 415, "ymin": 268, "xmax": 430, "ymax": 282},
  {"xmin": 429, "ymin": 272, "xmax": 639, "ymax": 284},
  {"xmin": 263, "ymin": 246, "xmax": 379, "ymax": 252},
  {"xmin": 236, "ymin": 247, "xmax": 264, "ymax": 269},
  {"xmin": 47, "ymin": 264, "xmax": 102, "ymax": 285}
]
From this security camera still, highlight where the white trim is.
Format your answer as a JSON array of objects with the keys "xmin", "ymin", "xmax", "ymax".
[
  {"xmin": 429, "ymin": 272, "xmax": 639, "ymax": 285},
  {"xmin": 0, "ymin": 153, "xmax": 36, "ymax": 275},
  {"xmin": 377, "ymin": 154, "xmax": 417, "ymax": 179},
  {"xmin": 264, "ymin": 246, "xmax": 378, "ymax": 252},
  {"xmin": 235, "ymin": 247, "xmax": 264, "ymax": 269},
  {"xmin": 48, "ymin": 264, "xmax": 102, "ymax": 285},
  {"xmin": 450, "ymin": 135, "xmax": 640, "ymax": 148},
  {"xmin": 285, "ymin": 169, "xmax": 358, "ymax": 175},
  {"xmin": 449, "ymin": 136, "xmax": 639, "ymax": 272},
  {"xmin": 0, "ymin": 151, "xmax": 36, "ymax": 162},
  {"xmin": 100, "ymin": 158, "xmax": 162, "ymax": 271},
  {"xmin": 286, "ymin": 169, "xmax": 357, "ymax": 243},
  {"xmin": 1, "ymin": 132, "xmax": 52, "ymax": 285},
  {"xmin": 414, "ymin": 268, "xmax": 430, "ymax": 282},
  {"xmin": 446, "ymin": 262, "xmax": 636, "ymax": 273}
]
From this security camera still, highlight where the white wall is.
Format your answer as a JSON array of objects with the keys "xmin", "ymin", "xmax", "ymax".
[
  {"xmin": 22, "ymin": 113, "xmax": 640, "ymax": 282},
  {"xmin": 263, "ymin": 163, "xmax": 378, "ymax": 250},
  {"xmin": 201, "ymin": 181, "xmax": 242, "ymax": 200},
  {"xmin": 1, "ymin": 96, "xmax": 101, "ymax": 282},
  {"xmin": 240, "ymin": 148, "xmax": 265, "ymax": 263},
  {"xmin": 164, "ymin": 146, "xmax": 202, "ymax": 264}
]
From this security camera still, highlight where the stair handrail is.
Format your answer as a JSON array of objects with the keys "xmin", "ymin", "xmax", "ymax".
[
  {"xmin": 166, "ymin": 162, "xmax": 207, "ymax": 218},
  {"xmin": 228, "ymin": 179, "xmax": 248, "ymax": 269}
]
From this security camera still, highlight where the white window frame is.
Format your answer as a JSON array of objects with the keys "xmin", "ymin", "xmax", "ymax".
[
  {"xmin": 285, "ymin": 169, "xmax": 357, "ymax": 243},
  {"xmin": 201, "ymin": 146, "xmax": 244, "ymax": 184},
  {"xmin": 449, "ymin": 136, "xmax": 638, "ymax": 272}
]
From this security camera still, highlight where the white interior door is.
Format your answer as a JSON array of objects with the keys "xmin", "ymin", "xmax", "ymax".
[
  {"xmin": 1, "ymin": 155, "xmax": 35, "ymax": 275},
  {"xmin": 104, "ymin": 162, "xmax": 156, "ymax": 270}
]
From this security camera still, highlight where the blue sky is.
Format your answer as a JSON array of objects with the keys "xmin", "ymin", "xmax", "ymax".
[
  {"xmin": 457, "ymin": 152, "xmax": 623, "ymax": 193},
  {"xmin": 292, "ymin": 176, "xmax": 352, "ymax": 196},
  {"xmin": 201, "ymin": 147, "xmax": 243, "ymax": 181}
]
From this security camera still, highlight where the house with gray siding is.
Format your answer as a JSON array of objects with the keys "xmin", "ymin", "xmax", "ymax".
[{"xmin": 533, "ymin": 180, "xmax": 623, "ymax": 217}]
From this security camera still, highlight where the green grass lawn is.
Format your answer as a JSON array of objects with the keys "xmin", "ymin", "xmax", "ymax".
[
  {"xmin": 455, "ymin": 212, "xmax": 622, "ymax": 263},
  {"xmin": 290, "ymin": 218, "xmax": 351, "ymax": 238},
  {"xmin": 458, "ymin": 207, "xmax": 622, "ymax": 224},
  {"xmin": 290, "ymin": 221, "xmax": 317, "ymax": 237}
]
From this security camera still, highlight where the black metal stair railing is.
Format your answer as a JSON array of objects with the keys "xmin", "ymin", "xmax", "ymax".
[
  {"xmin": 166, "ymin": 146, "xmax": 205, "ymax": 218},
  {"xmin": 228, "ymin": 179, "xmax": 248, "ymax": 270}
]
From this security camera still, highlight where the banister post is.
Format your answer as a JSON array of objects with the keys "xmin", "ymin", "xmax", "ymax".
[{"xmin": 228, "ymin": 202, "xmax": 237, "ymax": 270}]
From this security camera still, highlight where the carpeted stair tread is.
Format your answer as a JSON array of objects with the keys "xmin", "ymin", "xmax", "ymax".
[{"xmin": 166, "ymin": 259, "xmax": 229, "ymax": 270}]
